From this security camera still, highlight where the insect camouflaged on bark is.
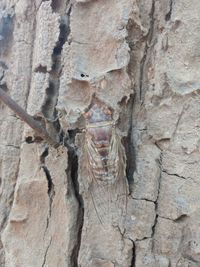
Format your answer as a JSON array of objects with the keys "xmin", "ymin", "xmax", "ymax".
[
  {"xmin": 84, "ymin": 99, "xmax": 128, "ymax": 227},
  {"xmin": 0, "ymin": 86, "xmax": 128, "ymax": 227}
]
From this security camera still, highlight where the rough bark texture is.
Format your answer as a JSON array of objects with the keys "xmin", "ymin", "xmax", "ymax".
[{"xmin": 0, "ymin": 0, "xmax": 200, "ymax": 266}]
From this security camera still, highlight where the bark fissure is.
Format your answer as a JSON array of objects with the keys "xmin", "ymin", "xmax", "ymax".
[
  {"xmin": 126, "ymin": 12, "xmax": 137, "ymax": 190},
  {"xmin": 124, "ymin": 94, "xmax": 136, "ymax": 187},
  {"xmin": 153, "ymin": 214, "xmax": 189, "ymax": 224},
  {"xmin": 151, "ymin": 152, "xmax": 162, "ymax": 250},
  {"xmin": 0, "ymin": 144, "xmax": 20, "ymax": 149},
  {"xmin": 135, "ymin": 236, "xmax": 151, "ymax": 242},
  {"xmin": 162, "ymin": 169, "xmax": 198, "ymax": 185},
  {"xmin": 129, "ymin": 238, "xmax": 135, "ymax": 267},
  {"xmin": 165, "ymin": 0, "xmax": 174, "ymax": 21},
  {"xmin": 43, "ymin": 165, "xmax": 55, "ymax": 230},
  {"xmin": 162, "ymin": 170, "xmax": 186, "ymax": 180},
  {"xmin": 65, "ymin": 130, "xmax": 84, "ymax": 267},
  {"xmin": 171, "ymin": 105, "xmax": 186, "ymax": 141},
  {"xmin": 40, "ymin": 2, "xmax": 72, "ymax": 136},
  {"xmin": 132, "ymin": 197, "xmax": 155, "ymax": 203},
  {"xmin": 41, "ymin": 237, "xmax": 52, "ymax": 267},
  {"xmin": 41, "ymin": 12, "xmax": 70, "ymax": 120},
  {"xmin": 121, "ymin": 94, "xmax": 136, "ymax": 193},
  {"xmin": 139, "ymin": 0, "xmax": 155, "ymax": 100},
  {"xmin": 40, "ymin": 148, "xmax": 55, "ymax": 232},
  {"xmin": 52, "ymin": 4, "xmax": 84, "ymax": 265}
]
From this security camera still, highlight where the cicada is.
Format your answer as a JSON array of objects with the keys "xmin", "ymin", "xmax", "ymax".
[{"xmin": 84, "ymin": 100, "xmax": 128, "ymax": 227}]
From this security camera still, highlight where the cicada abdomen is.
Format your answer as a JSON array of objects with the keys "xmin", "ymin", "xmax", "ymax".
[{"xmin": 84, "ymin": 100, "xmax": 128, "ymax": 227}]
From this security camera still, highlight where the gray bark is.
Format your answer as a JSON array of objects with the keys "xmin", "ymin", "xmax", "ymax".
[{"xmin": 0, "ymin": 0, "xmax": 200, "ymax": 266}]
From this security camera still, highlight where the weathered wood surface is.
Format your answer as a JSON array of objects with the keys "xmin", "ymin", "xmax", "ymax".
[{"xmin": 0, "ymin": 0, "xmax": 200, "ymax": 266}]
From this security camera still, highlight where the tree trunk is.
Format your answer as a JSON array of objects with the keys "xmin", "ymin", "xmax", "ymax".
[{"xmin": 0, "ymin": 0, "xmax": 199, "ymax": 266}]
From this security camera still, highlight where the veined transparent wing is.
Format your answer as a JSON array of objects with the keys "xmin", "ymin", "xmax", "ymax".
[{"xmin": 85, "ymin": 128, "xmax": 128, "ymax": 229}]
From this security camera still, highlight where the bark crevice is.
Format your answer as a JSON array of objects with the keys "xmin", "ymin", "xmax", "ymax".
[
  {"xmin": 132, "ymin": 197, "xmax": 155, "ymax": 203},
  {"xmin": 41, "ymin": 15, "xmax": 69, "ymax": 120},
  {"xmin": 65, "ymin": 129, "xmax": 84, "ymax": 267},
  {"xmin": 41, "ymin": 2, "xmax": 72, "ymax": 126},
  {"xmin": 165, "ymin": 0, "xmax": 174, "ymax": 21},
  {"xmin": 139, "ymin": 0, "xmax": 155, "ymax": 100},
  {"xmin": 40, "ymin": 147, "xmax": 55, "ymax": 232},
  {"xmin": 121, "ymin": 94, "xmax": 136, "ymax": 189},
  {"xmin": 41, "ymin": 237, "xmax": 52, "ymax": 267},
  {"xmin": 152, "ymin": 153, "xmax": 162, "ymax": 250},
  {"xmin": 162, "ymin": 170, "xmax": 187, "ymax": 180},
  {"xmin": 129, "ymin": 238, "xmax": 135, "ymax": 267}
]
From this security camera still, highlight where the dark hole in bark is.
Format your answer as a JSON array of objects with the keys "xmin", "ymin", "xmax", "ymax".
[
  {"xmin": 25, "ymin": 135, "xmax": 43, "ymax": 144},
  {"xmin": 80, "ymin": 74, "xmax": 89, "ymax": 78},
  {"xmin": 25, "ymin": 136, "xmax": 33, "ymax": 143}
]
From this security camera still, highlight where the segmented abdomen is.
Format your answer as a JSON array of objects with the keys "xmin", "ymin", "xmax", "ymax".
[
  {"xmin": 85, "ymin": 120, "xmax": 119, "ymax": 182},
  {"xmin": 84, "ymin": 101, "xmax": 120, "ymax": 183}
]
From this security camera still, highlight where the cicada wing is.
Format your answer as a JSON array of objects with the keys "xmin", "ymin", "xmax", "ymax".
[
  {"xmin": 108, "ymin": 131, "xmax": 128, "ymax": 228},
  {"xmin": 85, "ymin": 130, "xmax": 128, "ymax": 229},
  {"xmin": 89, "ymin": 176, "xmax": 113, "ymax": 227},
  {"xmin": 85, "ymin": 137, "xmax": 111, "ymax": 226}
]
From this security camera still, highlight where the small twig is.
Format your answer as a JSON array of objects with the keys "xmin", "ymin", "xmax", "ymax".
[{"xmin": 0, "ymin": 87, "xmax": 60, "ymax": 148}]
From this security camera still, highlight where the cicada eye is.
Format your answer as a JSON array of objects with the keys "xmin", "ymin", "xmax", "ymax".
[{"xmin": 84, "ymin": 110, "xmax": 93, "ymax": 119}]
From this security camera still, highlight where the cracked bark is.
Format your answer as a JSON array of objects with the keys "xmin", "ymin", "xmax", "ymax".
[
  {"xmin": 66, "ymin": 129, "xmax": 84, "ymax": 267},
  {"xmin": 165, "ymin": 0, "xmax": 174, "ymax": 21},
  {"xmin": 40, "ymin": 148, "xmax": 55, "ymax": 231},
  {"xmin": 41, "ymin": 237, "xmax": 52, "ymax": 267},
  {"xmin": 139, "ymin": 0, "xmax": 155, "ymax": 101},
  {"xmin": 1, "ymin": 0, "xmax": 199, "ymax": 266}
]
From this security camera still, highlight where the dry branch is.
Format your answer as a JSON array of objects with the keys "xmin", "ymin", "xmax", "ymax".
[{"xmin": 0, "ymin": 87, "xmax": 60, "ymax": 148}]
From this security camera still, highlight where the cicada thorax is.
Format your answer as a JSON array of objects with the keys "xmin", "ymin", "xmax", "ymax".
[{"xmin": 84, "ymin": 102, "xmax": 119, "ymax": 183}]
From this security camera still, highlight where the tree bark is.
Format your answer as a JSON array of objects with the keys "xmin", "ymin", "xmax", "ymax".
[{"xmin": 0, "ymin": 0, "xmax": 200, "ymax": 266}]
